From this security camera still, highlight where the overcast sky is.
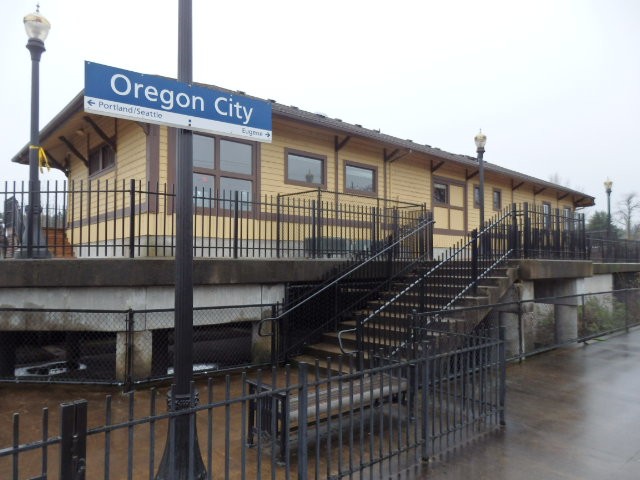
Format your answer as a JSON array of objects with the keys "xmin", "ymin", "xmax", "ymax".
[{"xmin": 1, "ymin": 0, "xmax": 639, "ymax": 219}]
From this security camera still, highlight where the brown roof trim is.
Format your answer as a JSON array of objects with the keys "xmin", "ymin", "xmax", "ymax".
[
  {"xmin": 11, "ymin": 91, "xmax": 85, "ymax": 166},
  {"xmin": 11, "ymin": 88, "xmax": 595, "ymax": 208}
]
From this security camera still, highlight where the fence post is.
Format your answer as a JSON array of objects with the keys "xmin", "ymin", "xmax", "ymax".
[
  {"xmin": 129, "ymin": 179, "xmax": 136, "ymax": 258},
  {"xmin": 581, "ymin": 214, "xmax": 587, "ymax": 260},
  {"xmin": 59, "ymin": 400, "xmax": 88, "ymax": 480},
  {"xmin": 392, "ymin": 208, "xmax": 399, "ymax": 259},
  {"xmin": 317, "ymin": 189, "xmax": 323, "ymax": 256},
  {"xmin": 125, "ymin": 309, "xmax": 134, "ymax": 391},
  {"xmin": 523, "ymin": 202, "xmax": 530, "ymax": 259},
  {"xmin": 427, "ymin": 210, "xmax": 434, "ymax": 260},
  {"xmin": 276, "ymin": 195, "xmax": 281, "ymax": 259},
  {"xmin": 371, "ymin": 206, "xmax": 378, "ymax": 253},
  {"xmin": 233, "ymin": 190, "xmax": 239, "ymax": 259},
  {"xmin": 270, "ymin": 303, "xmax": 279, "ymax": 365},
  {"xmin": 311, "ymin": 199, "xmax": 317, "ymax": 259},
  {"xmin": 421, "ymin": 343, "xmax": 430, "ymax": 462},
  {"xmin": 510, "ymin": 203, "xmax": 518, "ymax": 257},
  {"xmin": 554, "ymin": 208, "xmax": 561, "ymax": 258},
  {"xmin": 471, "ymin": 229, "xmax": 478, "ymax": 294},
  {"xmin": 498, "ymin": 325, "xmax": 506, "ymax": 426},
  {"xmin": 297, "ymin": 363, "xmax": 309, "ymax": 479}
]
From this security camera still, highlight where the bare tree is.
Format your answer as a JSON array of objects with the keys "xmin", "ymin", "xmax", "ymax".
[
  {"xmin": 616, "ymin": 193, "xmax": 640, "ymax": 240},
  {"xmin": 548, "ymin": 173, "xmax": 571, "ymax": 188}
]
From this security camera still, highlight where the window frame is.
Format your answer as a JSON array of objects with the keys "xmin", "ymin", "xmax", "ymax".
[
  {"xmin": 492, "ymin": 188, "xmax": 502, "ymax": 211},
  {"xmin": 473, "ymin": 184, "xmax": 481, "ymax": 208},
  {"xmin": 433, "ymin": 182, "xmax": 450, "ymax": 205},
  {"xmin": 192, "ymin": 133, "xmax": 257, "ymax": 212},
  {"xmin": 343, "ymin": 161, "xmax": 377, "ymax": 196},
  {"xmin": 88, "ymin": 142, "xmax": 116, "ymax": 177},
  {"xmin": 542, "ymin": 202, "xmax": 552, "ymax": 229},
  {"xmin": 562, "ymin": 206, "xmax": 573, "ymax": 230},
  {"xmin": 284, "ymin": 148, "xmax": 327, "ymax": 189}
]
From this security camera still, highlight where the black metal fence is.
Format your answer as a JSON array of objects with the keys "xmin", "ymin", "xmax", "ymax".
[
  {"xmin": 261, "ymin": 213, "xmax": 435, "ymax": 362},
  {"xmin": 0, "ymin": 304, "xmax": 274, "ymax": 388},
  {"xmin": 586, "ymin": 235, "xmax": 640, "ymax": 263},
  {"xmin": 0, "ymin": 180, "xmax": 427, "ymax": 259},
  {"xmin": 0, "ymin": 329, "xmax": 505, "ymax": 480},
  {"xmin": 2, "ymin": 288, "xmax": 638, "ymax": 479},
  {"xmin": 510, "ymin": 203, "xmax": 587, "ymax": 260},
  {"xmin": 411, "ymin": 288, "xmax": 640, "ymax": 361}
]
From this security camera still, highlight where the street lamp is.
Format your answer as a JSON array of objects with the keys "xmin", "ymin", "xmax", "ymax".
[
  {"xmin": 474, "ymin": 129, "xmax": 487, "ymax": 229},
  {"xmin": 604, "ymin": 178, "xmax": 613, "ymax": 239},
  {"xmin": 19, "ymin": 6, "xmax": 51, "ymax": 259}
]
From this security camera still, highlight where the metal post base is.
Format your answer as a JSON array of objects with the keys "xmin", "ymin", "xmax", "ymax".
[{"xmin": 155, "ymin": 390, "xmax": 207, "ymax": 480}]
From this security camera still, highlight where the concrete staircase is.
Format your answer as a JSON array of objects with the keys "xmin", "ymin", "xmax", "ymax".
[{"xmin": 291, "ymin": 261, "xmax": 517, "ymax": 373}]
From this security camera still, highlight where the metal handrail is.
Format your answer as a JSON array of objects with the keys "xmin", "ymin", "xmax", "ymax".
[
  {"xmin": 257, "ymin": 215, "xmax": 435, "ymax": 338},
  {"xmin": 337, "ymin": 209, "xmax": 514, "ymax": 354}
]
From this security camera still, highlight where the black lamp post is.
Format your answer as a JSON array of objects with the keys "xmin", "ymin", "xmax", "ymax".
[
  {"xmin": 19, "ymin": 6, "xmax": 51, "ymax": 259},
  {"xmin": 155, "ymin": 0, "xmax": 206, "ymax": 478},
  {"xmin": 474, "ymin": 129, "xmax": 487, "ymax": 230},
  {"xmin": 604, "ymin": 178, "xmax": 613, "ymax": 239}
]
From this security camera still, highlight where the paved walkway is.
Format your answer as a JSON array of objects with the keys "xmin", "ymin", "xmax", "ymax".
[{"xmin": 405, "ymin": 328, "xmax": 640, "ymax": 480}]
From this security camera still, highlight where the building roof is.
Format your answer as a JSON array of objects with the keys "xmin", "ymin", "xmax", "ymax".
[{"xmin": 12, "ymin": 88, "xmax": 595, "ymax": 207}]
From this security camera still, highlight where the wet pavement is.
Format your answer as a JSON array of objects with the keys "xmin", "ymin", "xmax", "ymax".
[
  {"xmin": 410, "ymin": 328, "xmax": 640, "ymax": 479},
  {"xmin": 2, "ymin": 329, "xmax": 640, "ymax": 479}
]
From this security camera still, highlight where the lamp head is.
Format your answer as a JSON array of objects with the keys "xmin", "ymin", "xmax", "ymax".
[
  {"xmin": 604, "ymin": 178, "xmax": 613, "ymax": 193},
  {"xmin": 474, "ymin": 129, "xmax": 487, "ymax": 151},
  {"xmin": 24, "ymin": 6, "xmax": 51, "ymax": 42}
]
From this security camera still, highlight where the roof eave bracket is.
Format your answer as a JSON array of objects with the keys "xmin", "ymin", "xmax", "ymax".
[
  {"xmin": 83, "ymin": 116, "xmax": 117, "ymax": 150},
  {"xmin": 59, "ymin": 135, "xmax": 89, "ymax": 167}
]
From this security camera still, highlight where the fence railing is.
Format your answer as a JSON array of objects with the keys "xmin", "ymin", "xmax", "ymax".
[
  {"xmin": 509, "ymin": 203, "xmax": 587, "ymax": 260},
  {"xmin": 411, "ymin": 287, "xmax": 640, "ymax": 361},
  {"xmin": 260, "ymin": 213, "xmax": 435, "ymax": 362},
  {"xmin": 336, "ymin": 206, "xmax": 517, "ymax": 357},
  {"xmin": 2, "ymin": 285, "xmax": 637, "ymax": 478},
  {"xmin": 1, "ymin": 180, "xmax": 427, "ymax": 259},
  {"xmin": 586, "ymin": 234, "xmax": 640, "ymax": 263},
  {"xmin": 0, "ymin": 329, "xmax": 504, "ymax": 480}
]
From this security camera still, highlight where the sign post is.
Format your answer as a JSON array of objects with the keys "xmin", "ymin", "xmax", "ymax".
[{"xmin": 84, "ymin": 7, "xmax": 272, "ymax": 479}]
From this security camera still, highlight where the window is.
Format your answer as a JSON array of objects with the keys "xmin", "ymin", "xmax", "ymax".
[
  {"xmin": 473, "ymin": 185, "xmax": 481, "ymax": 208},
  {"xmin": 433, "ymin": 182, "xmax": 449, "ymax": 204},
  {"xmin": 562, "ymin": 206, "xmax": 572, "ymax": 229},
  {"xmin": 192, "ymin": 133, "xmax": 255, "ymax": 210},
  {"xmin": 193, "ymin": 135, "xmax": 215, "ymax": 169},
  {"xmin": 286, "ymin": 150, "xmax": 325, "ymax": 187},
  {"xmin": 89, "ymin": 144, "xmax": 115, "ymax": 175},
  {"xmin": 194, "ymin": 173, "xmax": 215, "ymax": 209},
  {"xmin": 220, "ymin": 140, "xmax": 252, "ymax": 175},
  {"xmin": 543, "ymin": 202, "xmax": 552, "ymax": 228},
  {"xmin": 345, "ymin": 163, "xmax": 376, "ymax": 194},
  {"xmin": 493, "ymin": 189, "xmax": 502, "ymax": 210}
]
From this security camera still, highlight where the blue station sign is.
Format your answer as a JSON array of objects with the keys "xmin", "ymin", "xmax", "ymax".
[{"xmin": 84, "ymin": 61, "xmax": 272, "ymax": 142}]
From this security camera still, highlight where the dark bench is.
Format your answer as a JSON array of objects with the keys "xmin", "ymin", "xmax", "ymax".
[{"xmin": 247, "ymin": 368, "xmax": 412, "ymax": 463}]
